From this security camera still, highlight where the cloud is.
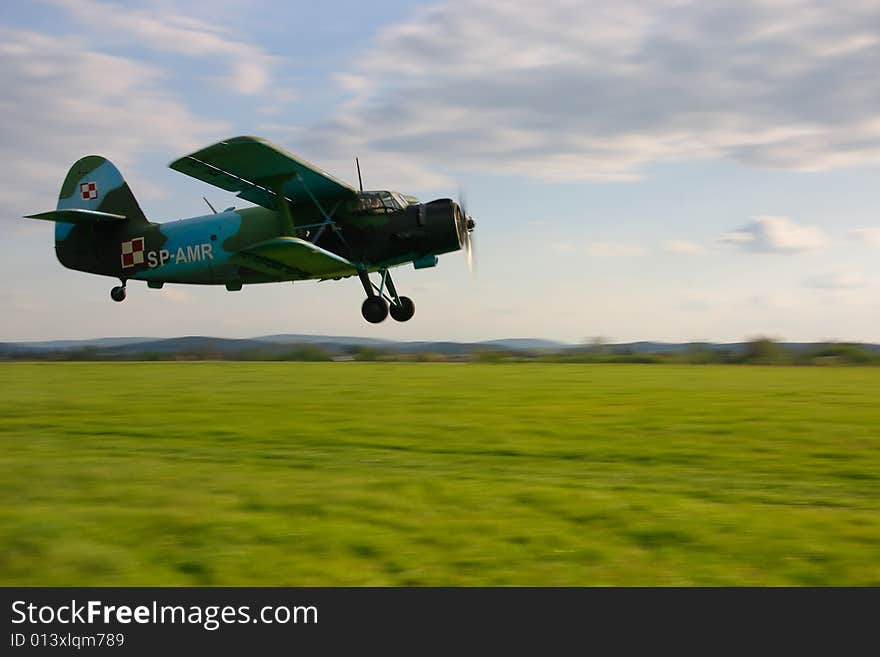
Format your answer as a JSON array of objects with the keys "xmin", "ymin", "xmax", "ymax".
[
  {"xmin": 664, "ymin": 240, "xmax": 706, "ymax": 254},
  {"xmin": 719, "ymin": 216, "xmax": 826, "ymax": 253},
  {"xmin": 804, "ymin": 269, "xmax": 869, "ymax": 289},
  {"xmin": 306, "ymin": 0, "xmax": 880, "ymax": 184},
  {"xmin": 160, "ymin": 288, "xmax": 192, "ymax": 303},
  {"xmin": 585, "ymin": 242, "xmax": 648, "ymax": 257},
  {"xmin": 849, "ymin": 227, "xmax": 880, "ymax": 246},
  {"xmin": 677, "ymin": 294, "xmax": 713, "ymax": 311},
  {"xmin": 748, "ymin": 293, "xmax": 799, "ymax": 310},
  {"xmin": 553, "ymin": 239, "xmax": 648, "ymax": 257},
  {"xmin": 51, "ymin": 0, "xmax": 279, "ymax": 96},
  {"xmin": 0, "ymin": 28, "xmax": 227, "ymax": 219}
]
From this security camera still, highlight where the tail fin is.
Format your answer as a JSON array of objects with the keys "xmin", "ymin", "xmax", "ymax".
[
  {"xmin": 55, "ymin": 155, "xmax": 148, "ymax": 228},
  {"xmin": 26, "ymin": 156, "xmax": 151, "ymax": 274}
]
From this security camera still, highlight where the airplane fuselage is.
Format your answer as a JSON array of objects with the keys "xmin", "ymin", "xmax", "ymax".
[{"xmin": 56, "ymin": 199, "xmax": 462, "ymax": 286}]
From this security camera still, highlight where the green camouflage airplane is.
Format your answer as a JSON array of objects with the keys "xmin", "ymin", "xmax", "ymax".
[{"xmin": 25, "ymin": 136, "xmax": 475, "ymax": 323}]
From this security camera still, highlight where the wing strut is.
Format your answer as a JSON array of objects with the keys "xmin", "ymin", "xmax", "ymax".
[
  {"xmin": 270, "ymin": 173, "xmax": 341, "ymax": 244},
  {"xmin": 287, "ymin": 171, "xmax": 353, "ymax": 254},
  {"xmin": 296, "ymin": 172, "xmax": 337, "ymax": 242},
  {"xmin": 274, "ymin": 182, "xmax": 296, "ymax": 236}
]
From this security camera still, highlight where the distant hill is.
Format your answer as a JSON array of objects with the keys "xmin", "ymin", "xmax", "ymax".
[
  {"xmin": 0, "ymin": 337, "xmax": 155, "ymax": 351},
  {"xmin": 254, "ymin": 334, "xmax": 394, "ymax": 347},
  {"xmin": 100, "ymin": 337, "xmax": 271, "ymax": 356},
  {"xmin": 480, "ymin": 338, "xmax": 567, "ymax": 350},
  {"xmin": 0, "ymin": 334, "xmax": 571, "ymax": 356},
  {"xmin": 2, "ymin": 335, "xmax": 878, "ymax": 360}
]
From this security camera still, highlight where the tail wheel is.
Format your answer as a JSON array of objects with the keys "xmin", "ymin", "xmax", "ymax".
[{"xmin": 389, "ymin": 296, "xmax": 415, "ymax": 322}]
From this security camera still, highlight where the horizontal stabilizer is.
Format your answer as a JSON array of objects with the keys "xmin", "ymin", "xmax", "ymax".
[
  {"xmin": 24, "ymin": 208, "xmax": 126, "ymax": 223},
  {"xmin": 231, "ymin": 237, "xmax": 357, "ymax": 279}
]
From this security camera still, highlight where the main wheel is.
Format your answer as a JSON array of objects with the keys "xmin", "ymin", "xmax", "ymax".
[
  {"xmin": 110, "ymin": 286, "xmax": 127, "ymax": 302},
  {"xmin": 361, "ymin": 297, "xmax": 389, "ymax": 323},
  {"xmin": 389, "ymin": 296, "xmax": 415, "ymax": 322}
]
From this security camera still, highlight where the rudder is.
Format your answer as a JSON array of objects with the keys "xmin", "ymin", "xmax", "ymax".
[
  {"xmin": 55, "ymin": 156, "xmax": 149, "ymax": 240},
  {"xmin": 39, "ymin": 156, "xmax": 152, "ymax": 275}
]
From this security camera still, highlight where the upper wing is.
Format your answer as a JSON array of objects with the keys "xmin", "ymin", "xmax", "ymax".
[
  {"xmin": 169, "ymin": 136, "xmax": 358, "ymax": 211},
  {"xmin": 230, "ymin": 236, "xmax": 357, "ymax": 279}
]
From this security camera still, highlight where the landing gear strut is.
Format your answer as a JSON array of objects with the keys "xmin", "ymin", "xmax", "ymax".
[
  {"xmin": 358, "ymin": 269, "xmax": 415, "ymax": 323},
  {"xmin": 110, "ymin": 280, "xmax": 127, "ymax": 302}
]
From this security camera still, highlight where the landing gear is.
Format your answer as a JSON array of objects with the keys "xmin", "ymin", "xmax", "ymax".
[
  {"xmin": 389, "ymin": 296, "xmax": 415, "ymax": 322},
  {"xmin": 110, "ymin": 282, "xmax": 127, "ymax": 302},
  {"xmin": 357, "ymin": 269, "xmax": 415, "ymax": 324},
  {"xmin": 361, "ymin": 297, "xmax": 389, "ymax": 323}
]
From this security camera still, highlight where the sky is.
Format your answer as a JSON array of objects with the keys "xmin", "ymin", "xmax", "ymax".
[{"xmin": 2, "ymin": 0, "xmax": 879, "ymax": 343}]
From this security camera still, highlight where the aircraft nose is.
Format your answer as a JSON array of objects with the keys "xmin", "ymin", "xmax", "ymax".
[{"xmin": 453, "ymin": 200, "xmax": 475, "ymax": 274}]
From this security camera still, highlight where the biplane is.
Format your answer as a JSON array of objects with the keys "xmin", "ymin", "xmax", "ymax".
[{"xmin": 25, "ymin": 136, "xmax": 475, "ymax": 323}]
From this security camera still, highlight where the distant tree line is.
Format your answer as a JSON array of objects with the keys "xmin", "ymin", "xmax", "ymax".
[
  {"xmin": 543, "ymin": 338, "xmax": 880, "ymax": 366},
  {"xmin": 2, "ymin": 338, "xmax": 879, "ymax": 365}
]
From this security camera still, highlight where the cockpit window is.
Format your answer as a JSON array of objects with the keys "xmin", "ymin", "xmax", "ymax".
[{"xmin": 356, "ymin": 191, "xmax": 402, "ymax": 214}]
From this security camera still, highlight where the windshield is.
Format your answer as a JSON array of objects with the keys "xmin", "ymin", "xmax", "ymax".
[{"xmin": 356, "ymin": 191, "xmax": 403, "ymax": 214}]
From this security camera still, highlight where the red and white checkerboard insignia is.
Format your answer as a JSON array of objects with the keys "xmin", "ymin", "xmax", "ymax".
[
  {"xmin": 80, "ymin": 181, "xmax": 98, "ymax": 200},
  {"xmin": 120, "ymin": 237, "xmax": 145, "ymax": 269}
]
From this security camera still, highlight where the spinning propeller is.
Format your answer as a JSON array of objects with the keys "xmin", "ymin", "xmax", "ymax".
[{"xmin": 457, "ymin": 189, "xmax": 476, "ymax": 274}]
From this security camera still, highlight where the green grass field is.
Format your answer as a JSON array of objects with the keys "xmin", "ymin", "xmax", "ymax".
[{"xmin": 1, "ymin": 362, "xmax": 878, "ymax": 585}]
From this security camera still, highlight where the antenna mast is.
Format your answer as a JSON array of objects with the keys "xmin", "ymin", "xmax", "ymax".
[{"xmin": 356, "ymin": 157, "xmax": 364, "ymax": 192}]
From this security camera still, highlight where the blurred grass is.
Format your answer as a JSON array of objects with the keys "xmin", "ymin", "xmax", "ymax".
[{"xmin": 1, "ymin": 362, "xmax": 878, "ymax": 585}]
